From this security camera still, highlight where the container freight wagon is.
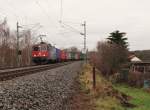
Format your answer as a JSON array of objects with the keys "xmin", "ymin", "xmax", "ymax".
[
  {"xmin": 80, "ymin": 52, "xmax": 84, "ymax": 60},
  {"xmin": 48, "ymin": 46, "xmax": 57, "ymax": 63},
  {"xmin": 66, "ymin": 52, "xmax": 71, "ymax": 61},
  {"xmin": 70, "ymin": 52, "xmax": 81, "ymax": 60},
  {"xmin": 71, "ymin": 52, "xmax": 80, "ymax": 60},
  {"xmin": 75, "ymin": 52, "xmax": 80, "ymax": 60},
  {"xmin": 70, "ymin": 52, "xmax": 75, "ymax": 61},
  {"xmin": 60, "ymin": 50, "xmax": 67, "ymax": 61},
  {"xmin": 56, "ymin": 48, "xmax": 61, "ymax": 62}
]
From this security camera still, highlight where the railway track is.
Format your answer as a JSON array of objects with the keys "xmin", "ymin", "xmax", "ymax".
[
  {"xmin": 0, "ymin": 65, "xmax": 37, "ymax": 70},
  {"xmin": 0, "ymin": 62, "xmax": 73, "ymax": 81}
]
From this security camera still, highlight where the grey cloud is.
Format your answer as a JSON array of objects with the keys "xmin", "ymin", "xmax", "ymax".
[{"xmin": 0, "ymin": 0, "xmax": 149, "ymax": 50}]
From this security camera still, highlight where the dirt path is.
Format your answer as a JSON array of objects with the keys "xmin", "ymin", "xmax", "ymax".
[{"xmin": 67, "ymin": 80, "xmax": 94, "ymax": 110}]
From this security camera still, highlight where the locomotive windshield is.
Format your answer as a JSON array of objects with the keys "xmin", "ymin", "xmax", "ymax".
[
  {"xmin": 33, "ymin": 46, "xmax": 39, "ymax": 51},
  {"xmin": 33, "ymin": 44, "xmax": 48, "ymax": 51}
]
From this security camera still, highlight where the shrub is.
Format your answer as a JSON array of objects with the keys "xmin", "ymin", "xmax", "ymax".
[{"xmin": 128, "ymin": 71, "xmax": 144, "ymax": 87}]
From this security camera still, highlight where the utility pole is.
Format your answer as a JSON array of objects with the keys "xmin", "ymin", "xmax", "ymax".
[
  {"xmin": 93, "ymin": 66, "xmax": 96, "ymax": 89},
  {"xmin": 81, "ymin": 21, "xmax": 87, "ymax": 63},
  {"xmin": 60, "ymin": 0, "xmax": 63, "ymax": 23},
  {"xmin": 16, "ymin": 22, "xmax": 22, "ymax": 67}
]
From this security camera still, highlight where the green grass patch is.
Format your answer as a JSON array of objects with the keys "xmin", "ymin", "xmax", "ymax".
[{"xmin": 114, "ymin": 84, "xmax": 150, "ymax": 110}]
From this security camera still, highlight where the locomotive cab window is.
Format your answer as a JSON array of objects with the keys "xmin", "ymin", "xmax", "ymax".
[
  {"xmin": 41, "ymin": 45, "xmax": 47, "ymax": 51},
  {"xmin": 33, "ymin": 46, "xmax": 39, "ymax": 51}
]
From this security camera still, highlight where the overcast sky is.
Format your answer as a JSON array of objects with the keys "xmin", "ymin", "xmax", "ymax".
[{"xmin": 0, "ymin": 0, "xmax": 150, "ymax": 51}]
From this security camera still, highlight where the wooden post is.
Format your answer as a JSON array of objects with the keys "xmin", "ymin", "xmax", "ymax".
[{"xmin": 93, "ymin": 66, "xmax": 96, "ymax": 89}]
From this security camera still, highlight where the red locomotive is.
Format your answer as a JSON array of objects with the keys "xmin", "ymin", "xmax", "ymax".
[{"xmin": 32, "ymin": 42, "xmax": 84, "ymax": 64}]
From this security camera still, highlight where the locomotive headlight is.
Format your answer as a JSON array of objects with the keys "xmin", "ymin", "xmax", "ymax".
[
  {"xmin": 34, "ymin": 54, "xmax": 37, "ymax": 57},
  {"xmin": 38, "ymin": 53, "xmax": 41, "ymax": 56},
  {"xmin": 43, "ymin": 54, "xmax": 46, "ymax": 56}
]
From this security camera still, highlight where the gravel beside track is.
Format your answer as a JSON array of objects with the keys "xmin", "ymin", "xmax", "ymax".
[
  {"xmin": 0, "ymin": 61, "xmax": 83, "ymax": 110},
  {"xmin": 0, "ymin": 65, "xmax": 36, "ymax": 70},
  {"xmin": 0, "ymin": 62, "xmax": 74, "ymax": 81}
]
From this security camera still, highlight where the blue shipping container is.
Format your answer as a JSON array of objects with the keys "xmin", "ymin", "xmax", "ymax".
[{"xmin": 56, "ymin": 48, "xmax": 61, "ymax": 61}]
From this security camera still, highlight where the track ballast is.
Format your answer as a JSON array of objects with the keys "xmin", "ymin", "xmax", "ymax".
[{"xmin": 0, "ymin": 62, "xmax": 73, "ymax": 81}]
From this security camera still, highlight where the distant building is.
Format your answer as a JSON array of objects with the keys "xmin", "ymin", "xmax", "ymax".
[
  {"xmin": 131, "ymin": 56, "xmax": 142, "ymax": 62},
  {"xmin": 129, "ymin": 60, "xmax": 150, "ymax": 88},
  {"xmin": 121, "ymin": 53, "xmax": 150, "ymax": 88},
  {"xmin": 128, "ymin": 55, "xmax": 142, "ymax": 62}
]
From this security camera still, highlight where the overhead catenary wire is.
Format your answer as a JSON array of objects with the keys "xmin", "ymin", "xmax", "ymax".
[
  {"xmin": 62, "ymin": 20, "xmax": 82, "ymax": 25},
  {"xmin": 35, "ymin": 0, "xmax": 60, "ymax": 27},
  {"xmin": 61, "ymin": 22, "xmax": 82, "ymax": 34},
  {"xmin": 1, "ymin": 0, "xmax": 42, "ymax": 35},
  {"xmin": 58, "ymin": 0, "xmax": 83, "ymax": 35},
  {"xmin": 1, "ymin": 0, "xmax": 41, "ymax": 34},
  {"xmin": 35, "ymin": 0, "xmax": 82, "ymax": 38},
  {"xmin": 6, "ymin": 0, "xmax": 52, "ymax": 32},
  {"xmin": 0, "ymin": 7, "xmax": 19, "ymax": 21},
  {"xmin": 21, "ymin": 23, "xmax": 43, "ymax": 31},
  {"xmin": 21, "ymin": 23, "xmax": 41, "ymax": 27},
  {"xmin": 34, "ymin": 0, "xmax": 64, "ymax": 41},
  {"xmin": 58, "ymin": 0, "xmax": 86, "ymax": 53},
  {"xmin": 5, "ymin": 0, "xmax": 25, "ymax": 21},
  {"xmin": 35, "ymin": 1, "xmax": 52, "ymax": 20}
]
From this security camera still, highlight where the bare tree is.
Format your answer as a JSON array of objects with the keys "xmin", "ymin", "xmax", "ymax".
[
  {"xmin": 0, "ymin": 18, "xmax": 10, "ymax": 66},
  {"xmin": 93, "ymin": 41, "xmax": 128, "ymax": 78},
  {"xmin": 0, "ymin": 18, "xmax": 37, "ymax": 67}
]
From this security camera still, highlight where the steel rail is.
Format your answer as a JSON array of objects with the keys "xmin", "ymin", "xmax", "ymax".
[{"xmin": 0, "ymin": 62, "xmax": 74, "ymax": 81}]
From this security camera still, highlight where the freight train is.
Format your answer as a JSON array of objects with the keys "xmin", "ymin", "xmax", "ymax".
[{"xmin": 32, "ymin": 42, "xmax": 84, "ymax": 64}]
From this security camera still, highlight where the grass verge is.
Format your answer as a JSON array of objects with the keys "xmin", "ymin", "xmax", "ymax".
[
  {"xmin": 114, "ymin": 84, "xmax": 150, "ymax": 110},
  {"xmin": 79, "ymin": 64, "xmax": 125, "ymax": 110}
]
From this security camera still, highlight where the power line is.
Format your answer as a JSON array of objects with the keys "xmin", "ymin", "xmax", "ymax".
[
  {"xmin": 61, "ymin": 22, "xmax": 82, "ymax": 34},
  {"xmin": 0, "ymin": 7, "xmax": 19, "ymax": 20},
  {"xmin": 35, "ymin": 0, "xmax": 58, "ymax": 25},
  {"xmin": 58, "ymin": 0, "xmax": 83, "ymax": 35},
  {"xmin": 62, "ymin": 20, "xmax": 82, "ymax": 25},
  {"xmin": 35, "ymin": 1, "xmax": 51, "ymax": 19},
  {"xmin": 21, "ymin": 23, "xmax": 41, "ymax": 27},
  {"xmin": 5, "ymin": 0, "xmax": 22, "ymax": 21},
  {"xmin": 35, "ymin": 0, "xmax": 80, "ymax": 38},
  {"xmin": 35, "ymin": 0, "xmax": 61, "ymax": 33},
  {"xmin": 21, "ymin": 23, "xmax": 42, "ymax": 31}
]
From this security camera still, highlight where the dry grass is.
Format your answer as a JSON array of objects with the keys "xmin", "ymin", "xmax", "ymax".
[{"xmin": 79, "ymin": 64, "xmax": 125, "ymax": 110}]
